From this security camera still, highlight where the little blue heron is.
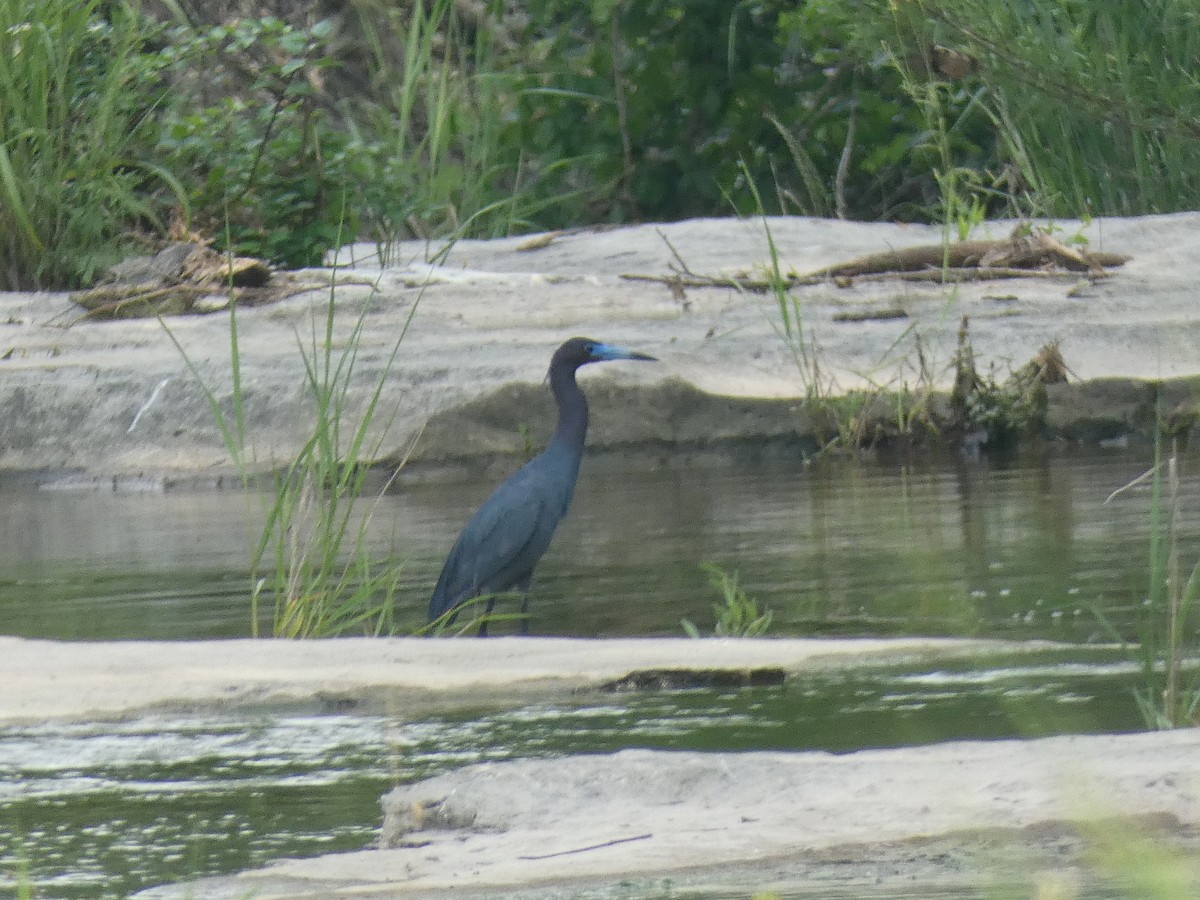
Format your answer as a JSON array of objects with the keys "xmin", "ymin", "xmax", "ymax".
[{"xmin": 428, "ymin": 337, "xmax": 656, "ymax": 635}]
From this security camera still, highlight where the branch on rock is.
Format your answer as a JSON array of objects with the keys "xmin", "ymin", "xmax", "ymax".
[
  {"xmin": 807, "ymin": 229, "xmax": 1128, "ymax": 278},
  {"xmin": 622, "ymin": 265, "xmax": 1110, "ymax": 293},
  {"xmin": 621, "ymin": 226, "xmax": 1129, "ymax": 293}
]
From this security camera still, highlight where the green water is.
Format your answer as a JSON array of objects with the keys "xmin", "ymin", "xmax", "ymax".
[
  {"xmin": 0, "ymin": 449, "xmax": 1190, "ymax": 640},
  {"xmin": 0, "ymin": 448, "xmax": 1193, "ymax": 896}
]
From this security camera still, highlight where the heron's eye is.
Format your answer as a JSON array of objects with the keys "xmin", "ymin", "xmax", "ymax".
[{"xmin": 584, "ymin": 343, "xmax": 595, "ymax": 354}]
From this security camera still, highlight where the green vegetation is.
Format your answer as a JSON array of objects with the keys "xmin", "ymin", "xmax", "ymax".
[
  {"xmin": 741, "ymin": 163, "xmax": 822, "ymax": 406},
  {"xmin": 1080, "ymin": 815, "xmax": 1200, "ymax": 900},
  {"xmin": 0, "ymin": 0, "xmax": 182, "ymax": 289},
  {"xmin": 14, "ymin": 853, "xmax": 32, "ymax": 900},
  {"xmin": 683, "ymin": 562, "xmax": 773, "ymax": 638},
  {"xmin": 3, "ymin": 1, "xmax": 1195, "ymax": 289},
  {"xmin": 155, "ymin": 1, "xmax": 529, "ymax": 268},
  {"xmin": 1097, "ymin": 424, "xmax": 1200, "ymax": 730},
  {"xmin": 878, "ymin": 0, "xmax": 1200, "ymax": 219},
  {"xmin": 247, "ymin": 270, "xmax": 411, "ymax": 638},
  {"xmin": 163, "ymin": 235, "xmax": 414, "ymax": 637},
  {"xmin": 419, "ymin": 594, "xmax": 529, "ymax": 637},
  {"xmin": 155, "ymin": 16, "xmax": 354, "ymax": 267}
]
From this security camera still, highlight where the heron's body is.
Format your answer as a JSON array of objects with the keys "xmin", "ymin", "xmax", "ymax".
[{"xmin": 428, "ymin": 338, "xmax": 654, "ymax": 633}]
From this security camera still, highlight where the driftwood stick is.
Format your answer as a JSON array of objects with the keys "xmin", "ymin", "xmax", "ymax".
[
  {"xmin": 621, "ymin": 265, "xmax": 1104, "ymax": 292},
  {"xmin": 657, "ymin": 227, "xmax": 701, "ymax": 278},
  {"xmin": 802, "ymin": 235, "xmax": 1128, "ymax": 278},
  {"xmin": 517, "ymin": 832, "xmax": 653, "ymax": 861},
  {"xmin": 624, "ymin": 229, "xmax": 1128, "ymax": 293}
]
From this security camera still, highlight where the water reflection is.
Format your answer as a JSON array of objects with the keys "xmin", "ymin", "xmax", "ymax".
[{"xmin": 0, "ymin": 448, "xmax": 1191, "ymax": 640}]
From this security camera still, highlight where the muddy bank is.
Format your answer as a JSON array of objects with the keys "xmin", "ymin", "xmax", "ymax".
[{"xmin": 2, "ymin": 214, "xmax": 1200, "ymax": 478}]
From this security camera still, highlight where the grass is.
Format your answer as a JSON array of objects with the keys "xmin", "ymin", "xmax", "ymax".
[
  {"xmin": 682, "ymin": 562, "xmax": 772, "ymax": 638},
  {"xmin": 903, "ymin": 75, "xmax": 996, "ymax": 245},
  {"xmin": 1095, "ymin": 421, "xmax": 1200, "ymax": 729},
  {"xmin": 982, "ymin": 0, "xmax": 1200, "ymax": 218},
  {"xmin": 0, "ymin": 2, "xmax": 547, "ymax": 285},
  {"xmin": 418, "ymin": 593, "xmax": 530, "ymax": 637},
  {"xmin": 735, "ymin": 159, "xmax": 821, "ymax": 402},
  {"xmin": 163, "ymin": 222, "xmax": 418, "ymax": 638},
  {"xmin": 877, "ymin": 0, "xmax": 1200, "ymax": 219},
  {"xmin": 0, "ymin": 0, "xmax": 182, "ymax": 289},
  {"xmin": 14, "ymin": 854, "xmax": 32, "ymax": 900},
  {"xmin": 353, "ymin": 0, "xmax": 553, "ymax": 258},
  {"xmin": 735, "ymin": 153, "xmax": 964, "ymax": 454},
  {"xmin": 1079, "ymin": 816, "xmax": 1200, "ymax": 900}
]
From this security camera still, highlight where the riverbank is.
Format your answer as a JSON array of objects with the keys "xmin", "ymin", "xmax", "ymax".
[{"xmin": 2, "ymin": 214, "xmax": 1199, "ymax": 480}]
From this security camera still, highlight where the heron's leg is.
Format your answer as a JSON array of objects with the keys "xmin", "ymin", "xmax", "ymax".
[
  {"xmin": 477, "ymin": 595, "xmax": 497, "ymax": 637},
  {"xmin": 515, "ymin": 574, "xmax": 532, "ymax": 636},
  {"xmin": 517, "ymin": 595, "xmax": 530, "ymax": 636}
]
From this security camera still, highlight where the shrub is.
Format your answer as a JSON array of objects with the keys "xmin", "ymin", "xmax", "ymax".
[
  {"xmin": 503, "ymin": 1, "xmax": 986, "ymax": 225},
  {"xmin": 154, "ymin": 16, "xmax": 358, "ymax": 268}
]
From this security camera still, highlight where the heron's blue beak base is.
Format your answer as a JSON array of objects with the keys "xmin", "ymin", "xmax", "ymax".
[{"xmin": 591, "ymin": 343, "xmax": 657, "ymax": 363}]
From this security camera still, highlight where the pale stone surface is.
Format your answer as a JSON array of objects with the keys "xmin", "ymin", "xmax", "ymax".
[
  {"xmin": 2, "ymin": 214, "xmax": 1199, "ymax": 477},
  {"xmin": 139, "ymin": 730, "xmax": 1200, "ymax": 898},
  {"xmin": 0, "ymin": 634, "xmax": 1025, "ymax": 723}
]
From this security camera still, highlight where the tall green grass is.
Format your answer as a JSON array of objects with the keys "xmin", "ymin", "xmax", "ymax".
[
  {"xmin": 0, "ymin": 0, "xmax": 181, "ymax": 288},
  {"xmin": 877, "ymin": 0, "xmax": 1200, "ymax": 218},
  {"xmin": 164, "ymin": 229, "xmax": 417, "ymax": 638},
  {"xmin": 250, "ymin": 267, "xmax": 415, "ymax": 638},
  {"xmin": 1132, "ymin": 435, "xmax": 1200, "ymax": 728},
  {"xmin": 352, "ymin": 0, "xmax": 544, "ymax": 256},
  {"xmin": 736, "ymin": 160, "xmax": 822, "ymax": 400},
  {"xmin": 1097, "ymin": 423, "xmax": 1200, "ymax": 729},
  {"xmin": 974, "ymin": 0, "xmax": 1200, "ymax": 216},
  {"xmin": 681, "ymin": 562, "xmax": 773, "ymax": 638}
]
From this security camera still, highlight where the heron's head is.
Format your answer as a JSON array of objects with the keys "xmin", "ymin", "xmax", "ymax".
[{"xmin": 555, "ymin": 337, "xmax": 656, "ymax": 372}]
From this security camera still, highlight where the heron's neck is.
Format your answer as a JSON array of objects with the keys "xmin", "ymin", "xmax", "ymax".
[{"xmin": 549, "ymin": 365, "xmax": 588, "ymax": 455}]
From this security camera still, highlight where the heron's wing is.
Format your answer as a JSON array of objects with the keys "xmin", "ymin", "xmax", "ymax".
[{"xmin": 431, "ymin": 467, "xmax": 563, "ymax": 611}]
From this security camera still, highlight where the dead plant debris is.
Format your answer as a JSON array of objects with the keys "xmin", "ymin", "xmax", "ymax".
[
  {"xmin": 70, "ymin": 243, "xmax": 326, "ymax": 320},
  {"xmin": 951, "ymin": 317, "xmax": 1071, "ymax": 447},
  {"xmin": 832, "ymin": 307, "xmax": 909, "ymax": 323},
  {"xmin": 622, "ymin": 225, "xmax": 1129, "ymax": 294}
]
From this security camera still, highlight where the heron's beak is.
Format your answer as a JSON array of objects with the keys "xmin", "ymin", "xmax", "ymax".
[{"xmin": 593, "ymin": 343, "xmax": 657, "ymax": 363}]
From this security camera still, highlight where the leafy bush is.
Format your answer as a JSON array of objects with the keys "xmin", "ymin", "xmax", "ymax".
[
  {"xmin": 155, "ymin": 16, "xmax": 360, "ymax": 268},
  {"xmin": 156, "ymin": 2, "xmax": 532, "ymax": 267},
  {"xmin": 503, "ymin": 1, "xmax": 987, "ymax": 225}
]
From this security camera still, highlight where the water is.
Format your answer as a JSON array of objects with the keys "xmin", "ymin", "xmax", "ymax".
[
  {"xmin": 0, "ymin": 651, "xmax": 1151, "ymax": 898},
  {"xmin": 0, "ymin": 448, "xmax": 1189, "ymax": 640},
  {"xmin": 0, "ymin": 448, "xmax": 1194, "ymax": 896}
]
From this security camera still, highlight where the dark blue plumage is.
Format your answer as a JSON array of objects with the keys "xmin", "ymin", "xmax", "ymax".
[{"xmin": 428, "ymin": 337, "xmax": 655, "ymax": 634}]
